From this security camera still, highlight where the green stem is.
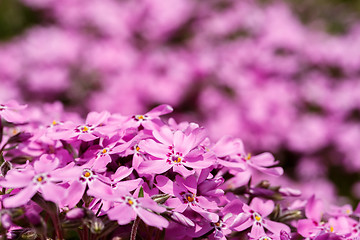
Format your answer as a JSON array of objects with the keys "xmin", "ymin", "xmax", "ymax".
[{"xmin": 0, "ymin": 143, "xmax": 8, "ymax": 154}]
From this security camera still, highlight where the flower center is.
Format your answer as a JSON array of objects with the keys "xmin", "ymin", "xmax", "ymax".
[
  {"xmin": 79, "ymin": 169, "xmax": 95, "ymax": 183},
  {"xmin": 123, "ymin": 196, "xmax": 138, "ymax": 207},
  {"xmin": 83, "ymin": 169, "xmax": 92, "ymax": 178},
  {"xmin": 172, "ymin": 155, "xmax": 182, "ymax": 163},
  {"xmin": 186, "ymin": 195, "xmax": 194, "ymax": 202},
  {"xmin": 253, "ymin": 212, "xmax": 262, "ymax": 222},
  {"xmin": 33, "ymin": 174, "xmax": 47, "ymax": 184},
  {"xmin": 182, "ymin": 192, "xmax": 197, "ymax": 204},
  {"xmin": 76, "ymin": 124, "xmax": 94, "ymax": 133},
  {"xmin": 134, "ymin": 115, "xmax": 148, "ymax": 121},
  {"xmin": 245, "ymin": 153, "xmax": 251, "ymax": 160},
  {"xmin": 102, "ymin": 148, "xmax": 107, "ymax": 154},
  {"xmin": 259, "ymin": 237, "xmax": 272, "ymax": 240},
  {"xmin": 136, "ymin": 146, "xmax": 140, "ymax": 152}
]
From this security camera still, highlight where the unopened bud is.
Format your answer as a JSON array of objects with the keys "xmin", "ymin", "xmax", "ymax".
[
  {"xmin": 151, "ymin": 194, "xmax": 170, "ymax": 204},
  {"xmin": 7, "ymin": 132, "xmax": 32, "ymax": 144},
  {"xmin": 21, "ymin": 230, "xmax": 37, "ymax": 240},
  {"xmin": 90, "ymin": 218, "xmax": 104, "ymax": 234},
  {"xmin": 1, "ymin": 212, "xmax": 12, "ymax": 229},
  {"xmin": 280, "ymin": 230, "xmax": 290, "ymax": 240},
  {"xmin": 257, "ymin": 180, "xmax": 270, "ymax": 188},
  {"xmin": 278, "ymin": 210, "xmax": 302, "ymax": 222},
  {"xmin": 279, "ymin": 187, "xmax": 301, "ymax": 197},
  {"xmin": 0, "ymin": 161, "xmax": 12, "ymax": 176},
  {"xmin": 66, "ymin": 208, "xmax": 85, "ymax": 220}
]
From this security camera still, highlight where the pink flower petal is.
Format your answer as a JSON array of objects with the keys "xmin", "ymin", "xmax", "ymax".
[
  {"xmin": 63, "ymin": 181, "xmax": 86, "ymax": 208},
  {"xmin": 138, "ymin": 139, "xmax": 169, "ymax": 158},
  {"xmin": 41, "ymin": 183, "xmax": 66, "ymax": 204},
  {"xmin": 264, "ymin": 219, "xmax": 291, "ymax": 235},
  {"xmin": 0, "ymin": 169, "xmax": 34, "ymax": 188},
  {"xmin": 107, "ymin": 204, "xmax": 135, "ymax": 225},
  {"xmin": 250, "ymin": 198, "xmax": 274, "ymax": 217},
  {"xmin": 152, "ymin": 127, "xmax": 173, "ymax": 146},
  {"xmin": 138, "ymin": 198, "xmax": 166, "ymax": 213},
  {"xmin": 305, "ymin": 195, "xmax": 323, "ymax": 223},
  {"xmin": 250, "ymin": 152, "xmax": 277, "ymax": 167},
  {"xmin": 155, "ymin": 175, "xmax": 174, "ymax": 195},
  {"xmin": 135, "ymin": 207, "xmax": 169, "ymax": 229},
  {"xmin": 146, "ymin": 104, "xmax": 173, "ymax": 117},
  {"xmin": 4, "ymin": 185, "xmax": 38, "ymax": 208},
  {"xmin": 138, "ymin": 160, "xmax": 170, "ymax": 175}
]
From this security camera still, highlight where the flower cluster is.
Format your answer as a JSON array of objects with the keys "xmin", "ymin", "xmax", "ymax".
[
  {"xmin": 1, "ymin": 0, "xmax": 360, "ymax": 203},
  {"xmin": 0, "ymin": 101, "xmax": 359, "ymax": 239}
]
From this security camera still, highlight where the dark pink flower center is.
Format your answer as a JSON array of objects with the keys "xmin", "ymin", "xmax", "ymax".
[
  {"xmin": 80, "ymin": 169, "xmax": 95, "ymax": 182},
  {"xmin": 182, "ymin": 192, "xmax": 197, "ymax": 205},
  {"xmin": 33, "ymin": 174, "xmax": 48, "ymax": 184}
]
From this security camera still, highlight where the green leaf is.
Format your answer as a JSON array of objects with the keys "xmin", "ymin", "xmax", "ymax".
[{"xmin": 138, "ymin": 187, "xmax": 144, "ymax": 198}]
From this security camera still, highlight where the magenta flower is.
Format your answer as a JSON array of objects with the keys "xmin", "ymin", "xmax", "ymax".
[
  {"xmin": 105, "ymin": 191, "xmax": 169, "ymax": 230},
  {"xmin": 50, "ymin": 111, "xmax": 112, "ymax": 142},
  {"xmin": 297, "ymin": 195, "xmax": 324, "ymax": 238},
  {"xmin": 62, "ymin": 166, "xmax": 113, "ymax": 208},
  {"xmin": 0, "ymin": 154, "xmax": 80, "ymax": 208},
  {"xmin": 232, "ymin": 198, "xmax": 290, "ymax": 237},
  {"xmin": 125, "ymin": 104, "xmax": 173, "ymax": 130},
  {"xmin": 138, "ymin": 126, "xmax": 213, "ymax": 177},
  {"xmin": 156, "ymin": 175, "xmax": 219, "ymax": 222},
  {"xmin": 84, "ymin": 135, "xmax": 134, "ymax": 171},
  {"xmin": 219, "ymin": 146, "xmax": 283, "ymax": 177},
  {"xmin": 0, "ymin": 100, "xmax": 27, "ymax": 123}
]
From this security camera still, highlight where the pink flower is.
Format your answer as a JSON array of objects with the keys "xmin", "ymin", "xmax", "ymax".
[
  {"xmin": 297, "ymin": 195, "xmax": 324, "ymax": 238},
  {"xmin": 105, "ymin": 191, "xmax": 169, "ymax": 230},
  {"xmin": 83, "ymin": 135, "xmax": 134, "ymax": 171},
  {"xmin": 125, "ymin": 104, "xmax": 173, "ymax": 130},
  {"xmin": 217, "ymin": 139, "xmax": 283, "ymax": 177},
  {"xmin": 156, "ymin": 175, "xmax": 219, "ymax": 222},
  {"xmin": 0, "ymin": 154, "xmax": 80, "ymax": 208},
  {"xmin": 0, "ymin": 100, "xmax": 27, "ymax": 123},
  {"xmin": 62, "ymin": 166, "xmax": 113, "ymax": 208},
  {"xmin": 232, "ymin": 198, "xmax": 290, "ymax": 237},
  {"xmin": 138, "ymin": 126, "xmax": 213, "ymax": 177},
  {"xmin": 50, "ymin": 111, "xmax": 112, "ymax": 142}
]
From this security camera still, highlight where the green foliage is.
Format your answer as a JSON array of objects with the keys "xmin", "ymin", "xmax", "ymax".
[{"xmin": 0, "ymin": 0, "xmax": 44, "ymax": 41}]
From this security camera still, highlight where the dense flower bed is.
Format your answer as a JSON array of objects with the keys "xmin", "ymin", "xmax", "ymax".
[
  {"xmin": 0, "ymin": 101, "xmax": 359, "ymax": 239},
  {"xmin": 1, "ymin": 0, "xmax": 360, "ymax": 203}
]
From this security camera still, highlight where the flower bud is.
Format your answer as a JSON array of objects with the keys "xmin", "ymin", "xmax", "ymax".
[
  {"xmin": 278, "ymin": 210, "xmax": 302, "ymax": 222},
  {"xmin": 151, "ymin": 194, "xmax": 170, "ymax": 204},
  {"xmin": 90, "ymin": 218, "xmax": 104, "ymax": 234},
  {"xmin": 66, "ymin": 208, "xmax": 85, "ymax": 220},
  {"xmin": 0, "ymin": 161, "xmax": 12, "ymax": 176},
  {"xmin": 257, "ymin": 180, "xmax": 270, "ymax": 188},
  {"xmin": 7, "ymin": 132, "xmax": 32, "ymax": 144},
  {"xmin": 279, "ymin": 187, "xmax": 301, "ymax": 197},
  {"xmin": 280, "ymin": 230, "xmax": 290, "ymax": 240},
  {"xmin": 1, "ymin": 212, "xmax": 12, "ymax": 230},
  {"xmin": 21, "ymin": 230, "xmax": 37, "ymax": 240}
]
